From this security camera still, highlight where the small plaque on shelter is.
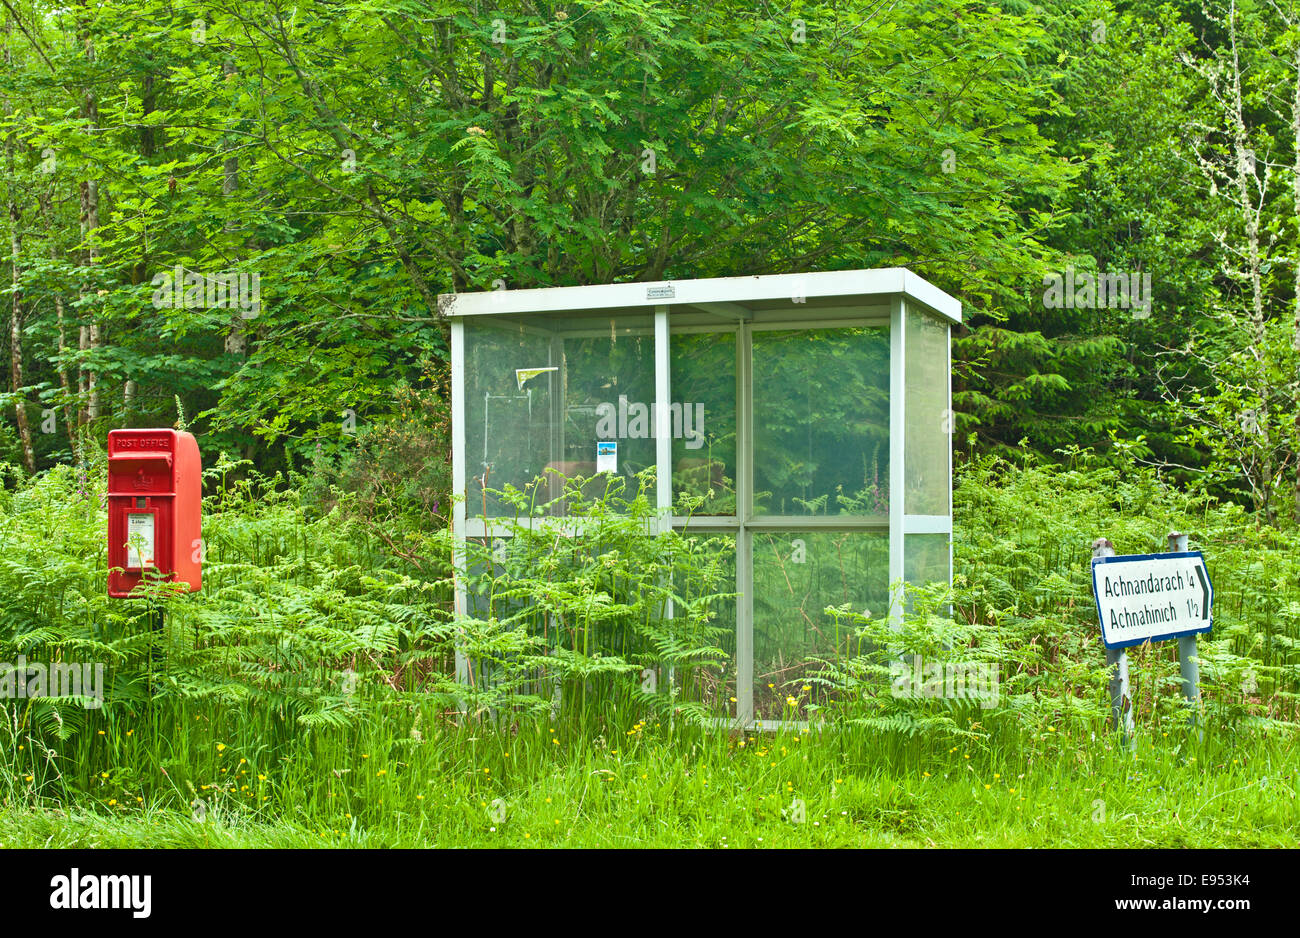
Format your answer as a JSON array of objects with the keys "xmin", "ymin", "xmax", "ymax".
[{"xmin": 596, "ymin": 441, "xmax": 617, "ymax": 474}]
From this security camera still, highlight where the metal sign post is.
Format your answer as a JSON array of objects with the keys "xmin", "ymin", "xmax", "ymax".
[
  {"xmin": 1168, "ymin": 531, "xmax": 1201, "ymax": 731},
  {"xmin": 1092, "ymin": 538, "xmax": 1134, "ymax": 750},
  {"xmin": 1091, "ymin": 533, "xmax": 1213, "ymax": 747}
]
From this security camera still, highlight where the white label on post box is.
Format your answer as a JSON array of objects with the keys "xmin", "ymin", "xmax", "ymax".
[
  {"xmin": 126, "ymin": 513, "xmax": 155, "ymax": 569},
  {"xmin": 596, "ymin": 441, "xmax": 617, "ymax": 474}
]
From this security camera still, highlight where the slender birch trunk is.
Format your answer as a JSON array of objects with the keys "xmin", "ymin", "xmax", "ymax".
[
  {"xmin": 76, "ymin": 4, "xmax": 101, "ymax": 432},
  {"xmin": 4, "ymin": 15, "xmax": 35, "ymax": 471},
  {"xmin": 1291, "ymin": 41, "xmax": 1300, "ymax": 522}
]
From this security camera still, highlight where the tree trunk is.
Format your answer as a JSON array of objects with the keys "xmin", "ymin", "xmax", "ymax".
[
  {"xmin": 1227, "ymin": 4, "xmax": 1274, "ymax": 522},
  {"xmin": 1292, "ymin": 41, "xmax": 1300, "ymax": 522},
  {"xmin": 77, "ymin": 175, "xmax": 101, "ymax": 429},
  {"xmin": 37, "ymin": 193, "xmax": 75, "ymax": 450},
  {"xmin": 222, "ymin": 59, "xmax": 248, "ymax": 358},
  {"xmin": 76, "ymin": 5, "xmax": 101, "ymax": 433},
  {"xmin": 4, "ymin": 17, "xmax": 35, "ymax": 472},
  {"xmin": 8, "ymin": 208, "xmax": 35, "ymax": 473}
]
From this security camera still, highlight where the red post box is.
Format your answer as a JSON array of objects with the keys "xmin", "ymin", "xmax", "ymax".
[{"xmin": 107, "ymin": 428, "xmax": 202, "ymax": 598}]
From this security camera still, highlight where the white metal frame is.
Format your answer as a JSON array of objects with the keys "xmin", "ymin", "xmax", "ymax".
[
  {"xmin": 445, "ymin": 269, "xmax": 960, "ymax": 729},
  {"xmin": 889, "ymin": 296, "xmax": 907, "ymax": 629},
  {"xmin": 440, "ymin": 268, "xmax": 961, "ymax": 322}
]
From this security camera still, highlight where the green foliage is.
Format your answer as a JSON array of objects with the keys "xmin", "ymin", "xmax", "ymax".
[
  {"xmin": 302, "ymin": 364, "xmax": 453, "ymax": 532},
  {"xmin": 455, "ymin": 470, "xmax": 733, "ymax": 729},
  {"xmin": 0, "ymin": 449, "xmax": 456, "ymax": 746},
  {"xmin": 1, "ymin": 0, "xmax": 1299, "ymax": 848},
  {"xmin": 2, "ymin": 0, "xmax": 1300, "ymax": 514},
  {"xmin": 954, "ymin": 448, "xmax": 1299, "ymax": 732},
  {"xmin": 0, "ymin": 446, "xmax": 1296, "ymax": 844},
  {"xmin": 1, "ymin": 0, "xmax": 1076, "ymax": 473}
]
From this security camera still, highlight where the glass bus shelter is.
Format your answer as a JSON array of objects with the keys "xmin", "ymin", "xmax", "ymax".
[{"xmin": 443, "ymin": 269, "xmax": 960, "ymax": 728}]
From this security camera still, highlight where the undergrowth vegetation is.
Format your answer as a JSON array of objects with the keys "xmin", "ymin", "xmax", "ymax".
[{"xmin": 0, "ymin": 446, "xmax": 1295, "ymax": 846}]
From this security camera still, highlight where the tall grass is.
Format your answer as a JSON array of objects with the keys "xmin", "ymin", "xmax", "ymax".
[{"xmin": 0, "ymin": 445, "xmax": 1295, "ymax": 846}]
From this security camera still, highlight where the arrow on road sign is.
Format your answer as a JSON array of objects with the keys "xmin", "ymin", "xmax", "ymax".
[{"xmin": 1194, "ymin": 563, "xmax": 1210, "ymax": 621}]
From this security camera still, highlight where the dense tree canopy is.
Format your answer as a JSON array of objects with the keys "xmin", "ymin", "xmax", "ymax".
[{"xmin": 2, "ymin": 0, "xmax": 1299, "ymax": 516}]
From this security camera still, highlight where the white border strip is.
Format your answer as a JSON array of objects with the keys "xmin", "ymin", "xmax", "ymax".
[
  {"xmin": 902, "ymin": 515, "xmax": 952, "ymax": 535},
  {"xmin": 440, "ymin": 268, "xmax": 961, "ymax": 324}
]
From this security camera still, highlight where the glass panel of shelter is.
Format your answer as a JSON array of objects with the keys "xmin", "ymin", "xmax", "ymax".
[
  {"xmin": 750, "ymin": 325, "xmax": 890, "ymax": 519},
  {"xmin": 463, "ymin": 302, "xmax": 949, "ymax": 728},
  {"xmin": 462, "ymin": 314, "xmax": 656, "ymax": 520},
  {"xmin": 902, "ymin": 300, "xmax": 953, "ymax": 611},
  {"xmin": 668, "ymin": 312, "xmax": 895, "ymax": 726}
]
